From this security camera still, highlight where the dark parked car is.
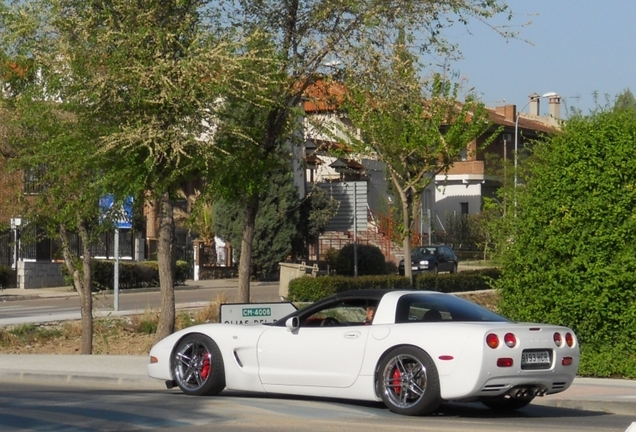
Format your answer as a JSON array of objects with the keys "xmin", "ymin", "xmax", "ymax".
[{"xmin": 398, "ymin": 245, "xmax": 458, "ymax": 275}]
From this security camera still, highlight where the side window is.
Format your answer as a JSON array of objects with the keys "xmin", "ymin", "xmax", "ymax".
[
  {"xmin": 302, "ymin": 301, "xmax": 368, "ymax": 327},
  {"xmin": 395, "ymin": 298, "xmax": 450, "ymax": 323}
]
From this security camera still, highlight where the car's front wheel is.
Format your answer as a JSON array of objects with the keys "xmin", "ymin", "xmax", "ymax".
[
  {"xmin": 171, "ymin": 333, "xmax": 225, "ymax": 396},
  {"xmin": 377, "ymin": 346, "xmax": 441, "ymax": 416},
  {"xmin": 481, "ymin": 395, "xmax": 534, "ymax": 411}
]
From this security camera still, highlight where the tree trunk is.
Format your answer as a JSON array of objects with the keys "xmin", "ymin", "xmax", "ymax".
[
  {"xmin": 155, "ymin": 191, "xmax": 176, "ymax": 342},
  {"xmin": 59, "ymin": 221, "xmax": 93, "ymax": 354},
  {"xmin": 237, "ymin": 195, "xmax": 259, "ymax": 303},
  {"xmin": 402, "ymin": 199, "xmax": 413, "ymax": 282}
]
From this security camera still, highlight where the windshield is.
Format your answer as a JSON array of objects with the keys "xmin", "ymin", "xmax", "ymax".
[{"xmin": 411, "ymin": 247, "xmax": 437, "ymax": 257}]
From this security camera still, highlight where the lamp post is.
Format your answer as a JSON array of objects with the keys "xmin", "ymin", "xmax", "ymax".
[{"xmin": 514, "ymin": 92, "xmax": 557, "ymax": 209}]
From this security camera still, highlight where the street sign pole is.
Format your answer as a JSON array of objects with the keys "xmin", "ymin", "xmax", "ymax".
[{"xmin": 114, "ymin": 227, "xmax": 119, "ymax": 311}]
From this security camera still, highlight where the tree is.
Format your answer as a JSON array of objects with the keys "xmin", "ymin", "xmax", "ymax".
[
  {"xmin": 0, "ymin": 6, "xmax": 118, "ymax": 353},
  {"xmin": 31, "ymin": 0, "xmax": 250, "ymax": 342},
  {"xmin": 498, "ymin": 108, "xmax": 636, "ymax": 377},
  {"xmin": 214, "ymin": 166, "xmax": 300, "ymax": 280},
  {"xmin": 342, "ymin": 32, "xmax": 493, "ymax": 279},
  {"xmin": 291, "ymin": 185, "xmax": 340, "ymax": 261},
  {"xmin": 210, "ymin": 0, "xmax": 514, "ymax": 299},
  {"xmin": 613, "ymin": 88, "xmax": 636, "ymax": 112}
]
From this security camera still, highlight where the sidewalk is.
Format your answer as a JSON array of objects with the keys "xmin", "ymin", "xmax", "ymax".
[
  {"xmin": 0, "ymin": 354, "xmax": 633, "ymax": 417},
  {"xmin": 0, "ymin": 278, "xmax": 250, "ymax": 302}
]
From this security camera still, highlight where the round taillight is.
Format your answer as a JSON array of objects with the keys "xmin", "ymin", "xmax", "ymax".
[
  {"xmin": 565, "ymin": 332, "xmax": 574, "ymax": 347},
  {"xmin": 553, "ymin": 332, "xmax": 563, "ymax": 347},
  {"xmin": 504, "ymin": 333, "xmax": 516, "ymax": 348},
  {"xmin": 486, "ymin": 333, "xmax": 499, "ymax": 349}
]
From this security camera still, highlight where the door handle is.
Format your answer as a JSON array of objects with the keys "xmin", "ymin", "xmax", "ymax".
[{"xmin": 344, "ymin": 332, "xmax": 361, "ymax": 339}]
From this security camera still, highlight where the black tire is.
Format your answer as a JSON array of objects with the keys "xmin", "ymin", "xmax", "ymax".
[
  {"xmin": 432, "ymin": 265, "xmax": 439, "ymax": 275},
  {"xmin": 482, "ymin": 395, "xmax": 534, "ymax": 411},
  {"xmin": 450, "ymin": 263, "xmax": 458, "ymax": 274},
  {"xmin": 377, "ymin": 346, "xmax": 441, "ymax": 416},
  {"xmin": 171, "ymin": 333, "xmax": 225, "ymax": 396}
]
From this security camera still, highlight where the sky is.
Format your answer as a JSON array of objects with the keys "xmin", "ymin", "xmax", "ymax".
[{"xmin": 437, "ymin": 1, "xmax": 635, "ymax": 117}]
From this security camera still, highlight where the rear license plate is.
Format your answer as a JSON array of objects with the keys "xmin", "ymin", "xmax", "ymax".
[
  {"xmin": 411, "ymin": 266, "xmax": 418, "ymax": 270},
  {"xmin": 521, "ymin": 350, "xmax": 552, "ymax": 369}
]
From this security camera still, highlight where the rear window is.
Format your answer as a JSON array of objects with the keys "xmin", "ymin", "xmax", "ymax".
[{"xmin": 394, "ymin": 293, "xmax": 508, "ymax": 323}]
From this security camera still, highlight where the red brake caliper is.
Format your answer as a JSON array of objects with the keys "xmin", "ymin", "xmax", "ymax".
[
  {"xmin": 200, "ymin": 354, "xmax": 211, "ymax": 379},
  {"xmin": 392, "ymin": 367, "xmax": 402, "ymax": 394}
]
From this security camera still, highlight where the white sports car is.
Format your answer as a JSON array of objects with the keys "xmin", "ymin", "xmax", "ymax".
[{"xmin": 148, "ymin": 289, "xmax": 579, "ymax": 416}]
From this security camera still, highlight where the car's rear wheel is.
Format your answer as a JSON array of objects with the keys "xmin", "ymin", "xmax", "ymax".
[
  {"xmin": 377, "ymin": 346, "xmax": 441, "ymax": 416},
  {"xmin": 481, "ymin": 395, "xmax": 534, "ymax": 411},
  {"xmin": 450, "ymin": 263, "xmax": 458, "ymax": 273},
  {"xmin": 171, "ymin": 333, "xmax": 225, "ymax": 396}
]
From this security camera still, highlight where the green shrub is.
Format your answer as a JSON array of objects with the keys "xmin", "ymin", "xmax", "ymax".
[
  {"xmin": 288, "ymin": 274, "xmax": 412, "ymax": 302},
  {"xmin": 0, "ymin": 265, "xmax": 11, "ymax": 288},
  {"xmin": 334, "ymin": 244, "xmax": 389, "ymax": 276},
  {"xmin": 61, "ymin": 259, "xmax": 190, "ymax": 291},
  {"xmin": 287, "ymin": 268, "xmax": 501, "ymax": 302},
  {"xmin": 415, "ymin": 268, "xmax": 501, "ymax": 293},
  {"xmin": 578, "ymin": 344, "xmax": 636, "ymax": 379}
]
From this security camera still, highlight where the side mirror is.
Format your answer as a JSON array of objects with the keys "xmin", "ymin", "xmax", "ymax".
[{"xmin": 285, "ymin": 316, "xmax": 300, "ymax": 332}]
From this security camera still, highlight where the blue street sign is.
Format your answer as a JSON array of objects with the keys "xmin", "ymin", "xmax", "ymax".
[{"xmin": 99, "ymin": 194, "xmax": 133, "ymax": 229}]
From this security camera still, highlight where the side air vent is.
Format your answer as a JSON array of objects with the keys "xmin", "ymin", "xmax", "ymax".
[
  {"xmin": 481, "ymin": 384, "xmax": 508, "ymax": 392},
  {"xmin": 233, "ymin": 351, "xmax": 244, "ymax": 368},
  {"xmin": 552, "ymin": 382, "xmax": 567, "ymax": 390}
]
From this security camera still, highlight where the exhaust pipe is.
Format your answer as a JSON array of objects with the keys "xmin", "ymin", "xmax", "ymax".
[{"xmin": 165, "ymin": 380, "xmax": 176, "ymax": 389}]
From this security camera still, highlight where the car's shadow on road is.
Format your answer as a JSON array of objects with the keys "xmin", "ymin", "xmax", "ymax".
[{"xmin": 215, "ymin": 390, "xmax": 612, "ymax": 419}]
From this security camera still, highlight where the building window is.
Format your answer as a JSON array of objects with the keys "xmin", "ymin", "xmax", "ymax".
[
  {"xmin": 459, "ymin": 147, "xmax": 468, "ymax": 161},
  {"xmin": 460, "ymin": 202, "xmax": 469, "ymax": 215},
  {"xmin": 23, "ymin": 165, "xmax": 47, "ymax": 194}
]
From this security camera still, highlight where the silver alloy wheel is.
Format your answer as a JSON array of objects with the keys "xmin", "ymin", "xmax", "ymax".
[
  {"xmin": 174, "ymin": 339, "xmax": 212, "ymax": 392},
  {"xmin": 382, "ymin": 353, "xmax": 428, "ymax": 409}
]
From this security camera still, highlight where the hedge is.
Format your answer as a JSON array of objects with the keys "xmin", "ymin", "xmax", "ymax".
[
  {"xmin": 62, "ymin": 260, "xmax": 190, "ymax": 291},
  {"xmin": 287, "ymin": 268, "xmax": 500, "ymax": 302}
]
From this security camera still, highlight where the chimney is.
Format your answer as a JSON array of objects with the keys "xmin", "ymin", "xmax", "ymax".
[
  {"xmin": 528, "ymin": 93, "xmax": 540, "ymax": 116},
  {"xmin": 549, "ymin": 95, "xmax": 562, "ymax": 120},
  {"xmin": 495, "ymin": 104, "xmax": 516, "ymax": 122}
]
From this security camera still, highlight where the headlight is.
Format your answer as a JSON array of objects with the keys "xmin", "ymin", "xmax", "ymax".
[{"xmin": 419, "ymin": 260, "xmax": 429, "ymax": 265}]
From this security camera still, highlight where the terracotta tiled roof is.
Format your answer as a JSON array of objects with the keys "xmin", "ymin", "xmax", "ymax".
[
  {"xmin": 486, "ymin": 106, "xmax": 557, "ymax": 134},
  {"xmin": 303, "ymin": 80, "xmax": 347, "ymax": 113}
]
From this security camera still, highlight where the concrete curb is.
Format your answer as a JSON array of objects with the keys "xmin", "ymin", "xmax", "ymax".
[{"xmin": 533, "ymin": 398, "xmax": 636, "ymax": 416}]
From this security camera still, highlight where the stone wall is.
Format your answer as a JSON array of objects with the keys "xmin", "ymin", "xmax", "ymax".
[{"xmin": 18, "ymin": 261, "xmax": 68, "ymax": 289}]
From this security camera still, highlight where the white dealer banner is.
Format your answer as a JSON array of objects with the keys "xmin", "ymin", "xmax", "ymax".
[{"xmin": 220, "ymin": 302, "xmax": 297, "ymax": 325}]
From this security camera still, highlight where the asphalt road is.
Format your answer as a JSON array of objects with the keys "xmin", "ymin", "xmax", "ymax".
[
  {"xmin": 0, "ymin": 283, "xmax": 280, "ymax": 325},
  {"xmin": 0, "ymin": 381, "xmax": 633, "ymax": 432}
]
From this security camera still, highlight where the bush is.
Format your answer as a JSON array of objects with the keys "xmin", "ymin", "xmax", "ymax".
[
  {"xmin": 288, "ymin": 274, "xmax": 412, "ymax": 302},
  {"xmin": 287, "ymin": 268, "xmax": 500, "ymax": 302},
  {"xmin": 62, "ymin": 259, "xmax": 190, "ymax": 291},
  {"xmin": 334, "ymin": 244, "xmax": 389, "ymax": 276},
  {"xmin": 415, "ymin": 268, "xmax": 501, "ymax": 293},
  {"xmin": 0, "ymin": 265, "xmax": 11, "ymax": 288}
]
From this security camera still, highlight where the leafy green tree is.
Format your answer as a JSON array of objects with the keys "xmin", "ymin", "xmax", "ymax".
[
  {"xmin": 291, "ymin": 185, "xmax": 340, "ymax": 261},
  {"xmin": 214, "ymin": 167, "xmax": 299, "ymax": 280},
  {"xmin": 210, "ymin": 0, "xmax": 514, "ymax": 301},
  {"xmin": 0, "ymin": 6, "xmax": 117, "ymax": 353},
  {"xmin": 498, "ymin": 108, "xmax": 636, "ymax": 377},
  {"xmin": 613, "ymin": 88, "xmax": 636, "ymax": 112},
  {"xmin": 342, "ymin": 33, "xmax": 493, "ymax": 279}
]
